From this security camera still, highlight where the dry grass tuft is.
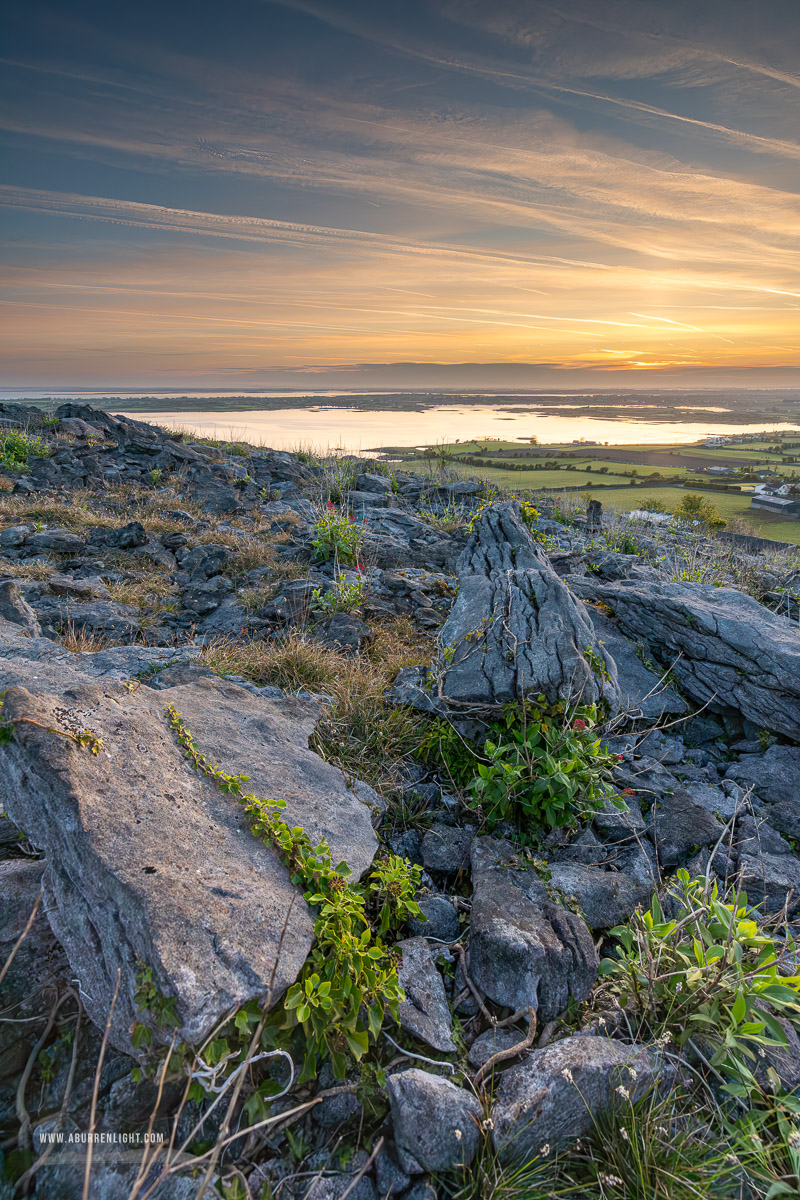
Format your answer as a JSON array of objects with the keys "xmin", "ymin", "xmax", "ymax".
[
  {"xmin": 0, "ymin": 558, "xmax": 58, "ymax": 581},
  {"xmin": 199, "ymin": 618, "xmax": 432, "ymax": 794},
  {"xmin": 105, "ymin": 575, "xmax": 177, "ymax": 607},
  {"xmin": 57, "ymin": 623, "xmax": 111, "ymax": 653},
  {"xmin": 0, "ymin": 492, "xmax": 112, "ymax": 530}
]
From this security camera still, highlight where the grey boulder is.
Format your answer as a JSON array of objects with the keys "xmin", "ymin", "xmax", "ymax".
[
  {"xmin": 547, "ymin": 862, "xmax": 649, "ymax": 931},
  {"xmin": 581, "ymin": 578, "xmax": 800, "ymax": 739},
  {"xmin": 648, "ymin": 788, "xmax": 725, "ymax": 868},
  {"xmin": 725, "ymin": 746, "xmax": 800, "ymax": 807},
  {"xmin": 396, "ymin": 937, "xmax": 456, "ymax": 1053},
  {"xmin": 492, "ymin": 1035, "xmax": 668, "ymax": 1162},
  {"xmin": 0, "ymin": 579, "xmax": 41, "ymax": 636},
  {"xmin": 469, "ymin": 838, "xmax": 598, "ymax": 1020},
  {"xmin": 436, "ymin": 503, "xmax": 619, "ymax": 709},
  {"xmin": 387, "ymin": 1068, "xmax": 482, "ymax": 1173},
  {"xmin": 0, "ymin": 672, "xmax": 378, "ymax": 1052},
  {"xmin": 589, "ymin": 610, "xmax": 686, "ymax": 720},
  {"xmin": 738, "ymin": 850, "xmax": 800, "ymax": 916}
]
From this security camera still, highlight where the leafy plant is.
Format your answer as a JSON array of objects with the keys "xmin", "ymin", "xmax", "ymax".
[
  {"xmin": 673, "ymin": 493, "xmax": 727, "ymax": 532},
  {"xmin": 311, "ymin": 573, "xmax": 366, "ymax": 614},
  {"xmin": 312, "ymin": 504, "xmax": 364, "ymax": 565},
  {"xmin": 421, "ymin": 701, "xmax": 623, "ymax": 835},
  {"xmin": 604, "ymin": 527, "xmax": 648, "ymax": 555},
  {"xmin": 417, "ymin": 502, "xmax": 470, "ymax": 533},
  {"xmin": 131, "ymin": 961, "xmax": 181, "ymax": 1049},
  {"xmin": 466, "ymin": 702, "xmax": 622, "ymax": 832},
  {"xmin": 599, "ymin": 871, "xmax": 800, "ymax": 1096},
  {"xmin": 166, "ymin": 705, "xmax": 422, "ymax": 1082},
  {"xmin": 0, "ymin": 428, "xmax": 50, "ymax": 470}
]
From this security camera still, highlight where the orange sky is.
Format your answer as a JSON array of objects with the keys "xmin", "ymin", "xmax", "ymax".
[{"xmin": 2, "ymin": 0, "xmax": 800, "ymax": 389}]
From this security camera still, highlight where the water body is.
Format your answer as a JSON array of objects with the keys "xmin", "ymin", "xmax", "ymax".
[{"xmin": 113, "ymin": 405, "xmax": 800, "ymax": 453}]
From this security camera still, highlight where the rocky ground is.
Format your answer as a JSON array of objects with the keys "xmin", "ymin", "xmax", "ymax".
[{"xmin": 2, "ymin": 403, "xmax": 800, "ymax": 1199}]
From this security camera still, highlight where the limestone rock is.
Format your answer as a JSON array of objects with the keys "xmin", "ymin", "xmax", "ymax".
[
  {"xmin": 738, "ymin": 850, "xmax": 800, "ymax": 916},
  {"xmin": 492, "ymin": 1035, "xmax": 668, "ymax": 1162},
  {"xmin": 589, "ymin": 609, "xmax": 686, "ymax": 720},
  {"xmin": 547, "ymin": 862, "xmax": 649, "ymax": 930},
  {"xmin": 0, "ymin": 580, "xmax": 41, "ymax": 636},
  {"xmin": 579, "ymin": 578, "xmax": 800, "ymax": 738},
  {"xmin": 356, "ymin": 472, "xmax": 393, "ymax": 494},
  {"xmin": 396, "ymin": 937, "xmax": 456, "ymax": 1053},
  {"xmin": 469, "ymin": 838, "xmax": 598, "ymax": 1019},
  {"xmin": 725, "ymin": 746, "xmax": 800, "ymax": 806},
  {"xmin": 0, "ymin": 673, "xmax": 378, "ymax": 1051},
  {"xmin": 648, "ymin": 788, "xmax": 725, "ymax": 868},
  {"xmin": 408, "ymin": 894, "xmax": 460, "ymax": 941},
  {"xmin": 421, "ymin": 824, "xmax": 474, "ymax": 873},
  {"xmin": 467, "ymin": 1026, "xmax": 527, "ymax": 1069},
  {"xmin": 361, "ymin": 509, "xmax": 458, "ymax": 570},
  {"xmin": 386, "ymin": 1069, "xmax": 482, "ymax": 1173},
  {"xmin": 436, "ymin": 503, "xmax": 619, "ymax": 709}
]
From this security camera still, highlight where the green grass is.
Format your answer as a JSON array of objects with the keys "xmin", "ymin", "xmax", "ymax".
[{"xmin": 596, "ymin": 486, "xmax": 800, "ymax": 544}]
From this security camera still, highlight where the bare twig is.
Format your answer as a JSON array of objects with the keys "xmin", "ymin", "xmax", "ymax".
[
  {"xmin": 454, "ymin": 943, "xmax": 494, "ymax": 1026},
  {"xmin": 0, "ymin": 888, "xmax": 43, "ymax": 991},
  {"xmin": 82, "ymin": 969, "xmax": 121, "ymax": 1200},
  {"xmin": 382, "ymin": 1031, "xmax": 456, "ymax": 1073},
  {"xmin": 337, "ymin": 1136, "xmax": 384, "ymax": 1200},
  {"xmin": 16, "ymin": 989, "xmax": 78, "ymax": 1153},
  {"xmin": 472, "ymin": 1007, "xmax": 537, "ymax": 1088}
]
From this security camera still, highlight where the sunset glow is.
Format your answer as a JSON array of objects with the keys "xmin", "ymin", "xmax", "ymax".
[{"xmin": 2, "ymin": 0, "xmax": 800, "ymax": 388}]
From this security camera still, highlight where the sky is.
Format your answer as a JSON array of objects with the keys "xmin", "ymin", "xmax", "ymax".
[{"xmin": 2, "ymin": 0, "xmax": 800, "ymax": 391}]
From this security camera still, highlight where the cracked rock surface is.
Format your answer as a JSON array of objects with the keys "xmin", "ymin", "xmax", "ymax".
[
  {"xmin": 0, "ymin": 666, "xmax": 378, "ymax": 1052},
  {"xmin": 435, "ymin": 503, "xmax": 620, "ymax": 711}
]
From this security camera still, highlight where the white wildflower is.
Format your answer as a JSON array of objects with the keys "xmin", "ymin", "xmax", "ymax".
[
  {"xmin": 562, "ymin": 1067, "xmax": 574, "ymax": 1083},
  {"xmin": 540, "ymin": 1143, "xmax": 551, "ymax": 1158},
  {"xmin": 616, "ymin": 1085, "xmax": 630, "ymax": 1100},
  {"xmin": 600, "ymin": 1174, "xmax": 623, "ymax": 1187},
  {"xmin": 454, "ymin": 1129, "xmax": 462, "ymax": 1141},
  {"xmin": 627, "ymin": 1065, "xmax": 637, "ymax": 1079},
  {"xmin": 621, "ymin": 1126, "xmax": 629, "ymax": 1142},
  {"xmin": 788, "ymin": 1129, "xmax": 800, "ymax": 1151}
]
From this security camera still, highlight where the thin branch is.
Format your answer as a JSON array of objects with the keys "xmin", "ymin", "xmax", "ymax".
[
  {"xmin": 0, "ymin": 888, "xmax": 43, "ymax": 991},
  {"xmin": 337, "ymin": 1136, "xmax": 384, "ymax": 1200},
  {"xmin": 82, "ymin": 969, "xmax": 121, "ymax": 1200},
  {"xmin": 472, "ymin": 1008, "xmax": 537, "ymax": 1088}
]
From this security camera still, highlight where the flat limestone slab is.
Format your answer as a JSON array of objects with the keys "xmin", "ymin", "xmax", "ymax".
[{"xmin": 0, "ymin": 674, "xmax": 378, "ymax": 1051}]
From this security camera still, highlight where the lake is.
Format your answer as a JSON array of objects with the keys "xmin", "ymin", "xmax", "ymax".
[{"xmin": 114, "ymin": 404, "xmax": 800, "ymax": 453}]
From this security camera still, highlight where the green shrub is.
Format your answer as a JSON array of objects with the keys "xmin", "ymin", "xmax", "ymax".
[
  {"xmin": 0, "ymin": 428, "xmax": 50, "ymax": 470},
  {"xmin": 466, "ymin": 702, "xmax": 622, "ymax": 832},
  {"xmin": 673, "ymin": 493, "xmax": 726, "ymax": 531},
  {"xmin": 599, "ymin": 871, "xmax": 800, "ymax": 1097},
  {"xmin": 312, "ymin": 573, "xmax": 366, "ymax": 614},
  {"xmin": 312, "ymin": 504, "xmax": 364, "ymax": 565},
  {"xmin": 604, "ymin": 527, "xmax": 648, "ymax": 555},
  {"xmin": 421, "ymin": 700, "xmax": 623, "ymax": 835}
]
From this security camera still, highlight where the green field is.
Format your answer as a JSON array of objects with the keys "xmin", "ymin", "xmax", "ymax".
[{"xmin": 397, "ymin": 439, "xmax": 800, "ymax": 544}]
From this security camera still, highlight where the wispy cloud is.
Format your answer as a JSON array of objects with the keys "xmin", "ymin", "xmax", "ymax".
[{"xmin": 2, "ymin": 0, "xmax": 800, "ymax": 385}]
